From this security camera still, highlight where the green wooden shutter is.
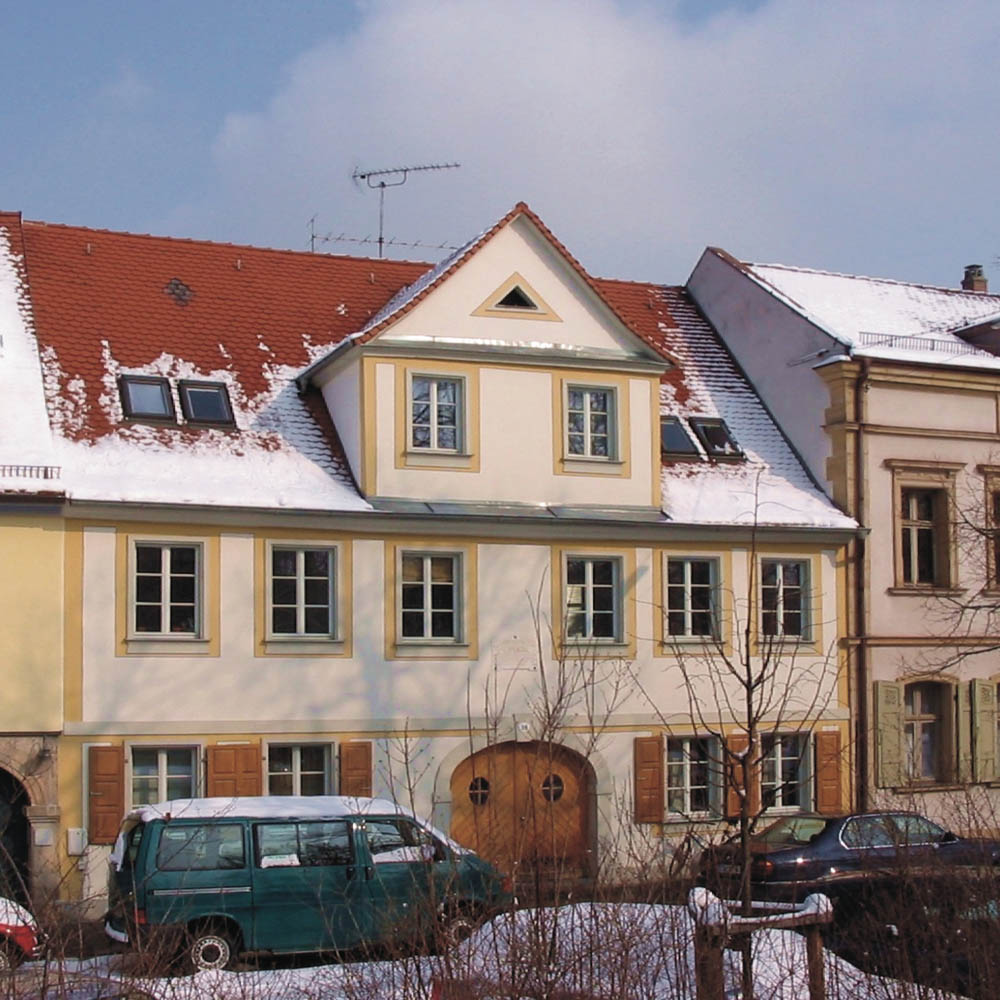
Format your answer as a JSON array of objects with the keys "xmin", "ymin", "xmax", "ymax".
[
  {"xmin": 957, "ymin": 682, "xmax": 972, "ymax": 783},
  {"xmin": 973, "ymin": 679, "xmax": 998, "ymax": 782},
  {"xmin": 875, "ymin": 681, "xmax": 904, "ymax": 788}
]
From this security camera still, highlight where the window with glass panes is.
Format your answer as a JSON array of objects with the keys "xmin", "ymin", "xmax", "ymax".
[
  {"xmin": 411, "ymin": 376, "xmax": 461, "ymax": 451},
  {"xmin": 134, "ymin": 543, "xmax": 199, "ymax": 635},
  {"xmin": 904, "ymin": 681, "xmax": 946, "ymax": 781},
  {"xmin": 991, "ymin": 492, "xmax": 1000, "ymax": 588},
  {"xmin": 667, "ymin": 737, "xmax": 715, "ymax": 814},
  {"xmin": 566, "ymin": 386, "xmax": 613, "ymax": 458},
  {"xmin": 270, "ymin": 547, "xmax": 334, "ymax": 636},
  {"xmin": 400, "ymin": 553, "xmax": 458, "ymax": 640},
  {"xmin": 565, "ymin": 557, "xmax": 619, "ymax": 640},
  {"xmin": 131, "ymin": 747, "xmax": 195, "ymax": 805},
  {"xmin": 267, "ymin": 745, "xmax": 329, "ymax": 796},
  {"xmin": 901, "ymin": 489, "xmax": 945, "ymax": 585},
  {"xmin": 761, "ymin": 734, "xmax": 806, "ymax": 809},
  {"xmin": 761, "ymin": 559, "xmax": 808, "ymax": 638},
  {"xmin": 666, "ymin": 558, "xmax": 717, "ymax": 638}
]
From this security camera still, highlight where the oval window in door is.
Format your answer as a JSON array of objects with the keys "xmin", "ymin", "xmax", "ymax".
[
  {"xmin": 468, "ymin": 776, "xmax": 490, "ymax": 805},
  {"xmin": 541, "ymin": 774, "xmax": 564, "ymax": 802}
]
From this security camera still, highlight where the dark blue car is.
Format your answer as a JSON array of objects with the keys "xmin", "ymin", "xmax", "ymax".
[{"xmin": 698, "ymin": 811, "xmax": 1000, "ymax": 902}]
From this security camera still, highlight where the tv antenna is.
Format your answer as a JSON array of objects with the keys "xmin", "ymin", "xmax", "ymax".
[{"xmin": 351, "ymin": 161, "xmax": 460, "ymax": 258}]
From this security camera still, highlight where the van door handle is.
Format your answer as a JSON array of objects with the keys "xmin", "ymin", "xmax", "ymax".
[{"xmin": 364, "ymin": 865, "xmax": 374, "ymax": 880}]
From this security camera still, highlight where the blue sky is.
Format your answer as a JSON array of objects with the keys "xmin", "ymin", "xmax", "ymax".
[{"xmin": 4, "ymin": 0, "xmax": 998, "ymax": 287}]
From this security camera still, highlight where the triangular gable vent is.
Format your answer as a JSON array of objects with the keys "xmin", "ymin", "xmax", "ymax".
[{"xmin": 472, "ymin": 272, "xmax": 560, "ymax": 322}]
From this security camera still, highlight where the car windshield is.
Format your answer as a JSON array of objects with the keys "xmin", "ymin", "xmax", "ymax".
[{"xmin": 753, "ymin": 816, "xmax": 831, "ymax": 846}]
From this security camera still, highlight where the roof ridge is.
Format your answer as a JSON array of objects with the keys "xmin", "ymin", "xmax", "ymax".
[
  {"xmin": 749, "ymin": 260, "xmax": 1000, "ymax": 300},
  {"xmin": 19, "ymin": 217, "xmax": 434, "ymax": 269}
]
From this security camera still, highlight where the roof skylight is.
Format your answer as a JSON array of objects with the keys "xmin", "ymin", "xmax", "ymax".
[
  {"xmin": 179, "ymin": 381, "xmax": 234, "ymax": 425},
  {"xmin": 119, "ymin": 376, "xmax": 174, "ymax": 420},
  {"xmin": 689, "ymin": 418, "xmax": 743, "ymax": 460},
  {"xmin": 660, "ymin": 416, "xmax": 700, "ymax": 458}
]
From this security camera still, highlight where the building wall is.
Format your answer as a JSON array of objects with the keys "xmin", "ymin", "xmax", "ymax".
[{"xmin": 56, "ymin": 515, "xmax": 848, "ymax": 903}]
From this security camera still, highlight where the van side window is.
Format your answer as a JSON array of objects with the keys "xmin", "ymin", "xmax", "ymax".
[
  {"xmin": 365, "ymin": 819, "xmax": 441, "ymax": 864},
  {"xmin": 298, "ymin": 821, "xmax": 352, "ymax": 867},
  {"xmin": 127, "ymin": 824, "xmax": 145, "ymax": 868},
  {"xmin": 256, "ymin": 823, "xmax": 300, "ymax": 868},
  {"xmin": 254, "ymin": 820, "xmax": 353, "ymax": 868},
  {"xmin": 156, "ymin": 823, "xmax": 245, "ymax": 871}
]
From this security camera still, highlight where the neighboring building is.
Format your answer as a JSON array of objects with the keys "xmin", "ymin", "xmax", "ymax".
[
  {"xmin": 690, "ymin": 252, "xmax": 1000, "ymax": 821},
  {"xmin": 1, "ymin": 205, "xmax": 853, "ymax": 907},
  {"xmin": 0, "ymin": 221, "xmax": 64, "ymax": 902}
]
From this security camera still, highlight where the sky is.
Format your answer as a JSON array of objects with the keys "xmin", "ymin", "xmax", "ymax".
[{"xmin": 3, "ymin": 0, "xmax": 998, "ymax": 287}]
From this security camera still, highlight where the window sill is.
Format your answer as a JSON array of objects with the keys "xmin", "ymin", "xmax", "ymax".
[
  {"xmin": 562, "ymin": 456, "xmax": 624, "ymax": 467},
  {"xmin": 391, "ymin": 640, "xmax": 472, "ymax": 660},
  {"xmin": 890, "ymin": 783, "xmax": 966, "ymax": 794},
  {"xmin": 887, "ymin": 586, "xmax": 966, "ymax": 597},
  {"xmin": 402, "ymin": 449, "xmax": 476, "ymax": 470},
  {"xmin": 263, "ymin": 636, "xmax": 346, "ymax": 656},
  {"xmin": 124, "ymin": 636, "xmax": 211, "ymax": 656},
  {"xmin": 560, "ymin": 639, "xmax": 630, "ymax": 657}
]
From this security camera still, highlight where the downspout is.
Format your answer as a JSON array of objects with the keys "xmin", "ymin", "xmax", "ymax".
[{"xmin": 854, "ymin": 358, "xmax": 871, "ymax": 809}]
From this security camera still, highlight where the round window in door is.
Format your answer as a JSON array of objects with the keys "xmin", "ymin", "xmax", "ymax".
[
  {"xmin": 468, "ymin": 776, "xmax": 490, "ymax": 805},
  {"xmin": 541, "ymin": 774, "xmax": 564, "ymax": 802}
]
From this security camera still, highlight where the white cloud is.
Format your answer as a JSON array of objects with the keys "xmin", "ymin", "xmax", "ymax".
[{"xmin": 163, "ymin": 0, "xmax": 1000, "ymax": 286}]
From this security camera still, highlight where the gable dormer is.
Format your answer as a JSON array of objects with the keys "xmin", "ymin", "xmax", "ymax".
[{"xmin": 304, "ymin": 205, "xmax": 668, "ymax": 513}]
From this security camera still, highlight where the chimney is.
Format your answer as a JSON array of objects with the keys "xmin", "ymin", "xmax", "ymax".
[{"xmin": 962, "ymin": 264, "xmax": 988, "ymax": 293}]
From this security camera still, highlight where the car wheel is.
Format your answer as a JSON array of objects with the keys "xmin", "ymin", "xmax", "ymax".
[
  {"xmin": 185, "ymin": 925, "xmax": 236, "ymax": 972},
  {"xmin": 0, "ymin": 941, "xmax": 21, "ymax": 972}
]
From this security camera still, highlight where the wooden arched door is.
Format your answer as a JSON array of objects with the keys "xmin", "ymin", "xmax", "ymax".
[{"xmin": 450, "ymin": 741, "xmax": 591, "ymax": 875}]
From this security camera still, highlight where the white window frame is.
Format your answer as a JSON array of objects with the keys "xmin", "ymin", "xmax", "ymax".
[
  {"xmin": 564, "ymin": 555, "xmax": 622, "ymax": 642},
  {"xmin": 761, "ymin": 733, "xmax": 809, "ymax": 812},
  {"xmin": 266, "ymin": 743, "xmax": 331, "ymax": 796},
  {"xmin": 397, "ymin": 550, "xmax": 463, "ymax": 643},
  {"xmin": 129, "ymin": 539, "xmax": 204, "ymax": 640},
  {"xmin": 565, "ymin": 384, "xmax": 617, "ymax": 461},
  {"xmin": 128, "ymin": 744, "xmax": 199, "ymax": 809},
  {"xmin": 267, "ymin": 544, "xmax": 337, "ymax": 639},
  {"xmin": 665, "ymin": 557, "xmax": 719, "ymax": 640},
  {"xmin": 408, "ymin": 374, "xmax": 464, "ymax": 453},
  {"xmin": 760, "ymin": 558, "xmax": 810, "ymax": 640},
  {"xmin": 666, "ymin": 736, "xmax": 718, "ymax": 817}
]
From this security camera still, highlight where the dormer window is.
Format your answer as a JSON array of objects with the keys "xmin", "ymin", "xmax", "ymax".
[
  {"xmin": 660, "ymin": 416, "xmax": 699, "ymax": 458},
  {"xmin": 179, "ymin": 381, "xmax": 235, "ymax": 425},
  {"xmin": 689, "ymin": 418, "xmax": 742, "ymax": 460},
  {"xmin": 119, "ymin": 376, "xmax": 174, "ymax": 420}
]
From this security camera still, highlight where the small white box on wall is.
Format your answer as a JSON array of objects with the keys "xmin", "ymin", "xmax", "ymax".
[{"xmin": 67, "ymin": 828, "xmax": 88, "ymax": 856}]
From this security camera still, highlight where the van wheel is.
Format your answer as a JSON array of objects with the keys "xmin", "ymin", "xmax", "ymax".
[
  {"xmin": 439, "ymin": 909, "xmax": 480, "ymax": 949},
  {"xmin": 185, "ymin": 926, "xmax": 236, "ymax": 972}
]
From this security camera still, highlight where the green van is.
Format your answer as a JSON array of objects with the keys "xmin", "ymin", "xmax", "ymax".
[{"xmin": 104, "ymin": 795, "xmax": 511, "ymax": 970}]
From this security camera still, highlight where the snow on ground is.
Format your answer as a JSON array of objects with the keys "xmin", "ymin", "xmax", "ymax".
[{"xmin": 17, "ymin": 903, "xmax": 966, "ymax": 999}]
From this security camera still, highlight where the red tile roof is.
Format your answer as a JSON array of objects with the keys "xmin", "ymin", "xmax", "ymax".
[{"xmin": 19, "ymin": 218, "xmax": 427, "ymax": 442}]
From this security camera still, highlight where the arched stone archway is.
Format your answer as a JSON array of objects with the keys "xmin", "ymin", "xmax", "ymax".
[
  {"xmin": 449, "ymin": 741, "xmax": 595, "ymax": 877},
  {"xmin": 0, "ymin": 769, "xmax": 30, "ymax": 903}
]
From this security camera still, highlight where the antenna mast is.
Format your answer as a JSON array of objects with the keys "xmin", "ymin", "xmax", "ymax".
[{"xmin": 352, "ymin": 161, "xmax": 460, "ymax": 258}]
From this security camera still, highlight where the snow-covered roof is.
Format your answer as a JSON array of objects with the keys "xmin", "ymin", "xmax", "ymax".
[
  {"xmin": 744, "ymin": 261, "xmax": 1000, "ymax": 370},
  {"xmin": 126, "ymin": 795, "xmax": 412, "ymax": 823},
  {"xmin": 3, "ymin": 207, "xmax": 852, "ymax": 531},
  {"xmin": 595, "ymin": 279, "xmax": 854, "ymax": 529},
  {"xmin": 0, "ymin": 219, "xmax": 63, "ymax": 497}
]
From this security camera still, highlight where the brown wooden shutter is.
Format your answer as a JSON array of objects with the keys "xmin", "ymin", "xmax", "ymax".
[
  {"xmin": 725, "ymin": 734, "xmax": 752, "ymax": 819},
  {"xmin": 206, "ymin": 743, "xmax": 262, "ymax": 797},
  {"xmin": 89, "ymin": 745, "xmax": 125, "ymax": 845},
  {"xmin": 633, "ymin": 735, "xmax": 664, "ymax": 824},
  {"xmin": 340, "ymin": 741, "xmax": 373, "ymax": 797},
  {"xmin": 814, "ymin": 730, "xmax": 843, "ymax": 815}
]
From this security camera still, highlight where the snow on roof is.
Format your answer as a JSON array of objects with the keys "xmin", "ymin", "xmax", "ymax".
[
  {"xmin": 127, "ymin": 794, "xmax": 408, "ymax": 823},
  {"xmin": 13, "ymin": 217, "xmax": 426, "ymax": 510},
  {"xmin": 595, "ymin": 279, "xmax": 853, "ymax": 529},
  {"xmin": 0, "ymin": 217, "xmax": 63, "ymax": 495},
  {"xmin": 746, "ymin": 261, "xmax": 1000, "ymax": 370}
]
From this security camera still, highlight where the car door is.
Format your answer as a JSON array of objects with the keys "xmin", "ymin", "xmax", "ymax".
[
  {"xmin": 362, "ymin": 817, "xmax": 446, "ymax": 944},
  {"xmin": 143, "ymin": 822, "xmax": 253, "ymax": 937},
  {"xmin": 250, "ymin": 820, "xmax": 372, "ymax": 953}
]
